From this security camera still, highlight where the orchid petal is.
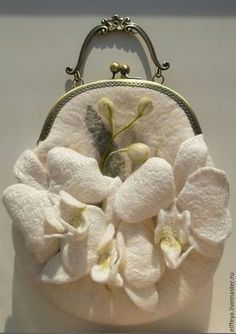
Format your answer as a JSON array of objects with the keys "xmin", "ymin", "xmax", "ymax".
[
  {"xmin": 47, "ymin": 147, "xmax": 113, "ymax": 204},
  {"xmin": 160, "ymin": 241, "xmax": 195, "ymax": 270},
  {"xmin": 61, "ymin": 205, "xmax": 106, "ymax": 278},
  {"xmin": 2, "ymin": 184, "xmax": 59, "ymax": 263},
  {"xmin": 174, "ymin": 135, "xmax": 208, "ymax": 194},
  {"xmin": 155, "ymin": 209, "xmax": 194, "ymax": 269},
  {"xmin": 91, "ymin": 264, "xmax": 123, "ymax": 288},
  {"xmin": 119, "ymin": 220, "xmax": 165, "ymax": 288},
  {"xmin": 91, "ymin": 226, "xmax": 124, "ymax": 288},
  {"xmin": 14, "ymin": 150, "xmax": 49, "ymax": 190},
  {"xmin": 103, "ymin": 177, "xmax": 122, "ymax": 226},
  {"xmin": 188, "ymin": 230, "xmax": 224, "ymax": 258},
  {"xmin": 58, "ymin": 191, "xmax": 89, "ymax": 237},
  {"xmin": 44, "ymin": 205, "xmax": 65, "ymax": 234},
  {"xmin": 97, "ymin": 223, "xmax": 115, "ymax": 252},
  {"xmin": 177, "ymin": 167, "xmax": 231, "ymax": 243},
  {"xmin": 114, "ymin": 157, "xmax": 175, "ymax": 223}
]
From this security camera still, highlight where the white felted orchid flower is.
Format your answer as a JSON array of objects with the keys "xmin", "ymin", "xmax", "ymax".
[
  {"xmin": 153, "ymin": 135, "xmax": 231, "ymax": 269},
  {"xmin": 2, "ymin": 147, "xmax": 114, "ymax": 265},
  {"xmin": 2, "ymin": 130, "xmax": 231, "ymax": 321},
  {"xmin": 2, "ymin": 184, "xmax": 60, "ymax": 263},
  {"xmin": 40, "ymin": 190, "xmax": 108, "ymax": 284},
  {"xmin": 91, "ymin": 220, "xmax": 165, "ymax": 313},
  {"xmin": 41, "ymin": 189, "xmax": 164, "ymax": 313},
  {"xmin": 114, "ymin": 135, "xmax": 231, "ymax": 269},
  {"xmin": 91, "ymin": 223, "xmax": 124, "ymax": 287},
  {"xmin": 154, "ymin": 208, "xmax": 195, "ymax": 269}
]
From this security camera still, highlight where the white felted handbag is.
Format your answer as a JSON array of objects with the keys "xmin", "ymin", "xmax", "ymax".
[{"xmin": 2, "ymin": 15, "xmax": 231, "ymax": 325}]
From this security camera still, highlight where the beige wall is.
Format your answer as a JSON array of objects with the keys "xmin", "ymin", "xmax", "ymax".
[{"xmin": 0, "ymin": 1, "xmax": 235, "ymax": 332}]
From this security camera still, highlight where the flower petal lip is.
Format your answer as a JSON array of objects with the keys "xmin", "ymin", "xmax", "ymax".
[
  {"xmin": 61, "ymin": 205, "xmax": 107, "ymax": 278},
  {"xmin": 97, "ymin": 223, "xmax": 115, "ymax": 252},
  {"xmin": 58, "ymin": 190, "xmax": 89, "ymax": 237},
  {"xmin": 173, "ymin": 135, "xmax": 208, "ymax": 194},
  {"xmin": 14, "ymin": 149, "xmax": 49, "ymax": 190},
  {"xmin": 114, "ymin": 157, "xmax": 175, "ymax": 223},
  {"xmin": 2, "ymin": 184, "xmax": 59, "ymax": 263},
  {"xmin": 47, "ymin": 147, "xmax": 113, "ymax": 204},
  {"xmin": 91, "ymin": 224, "xmax": 124, "ymax": 288},
  {"xmin": 177, "ymin": 167, "xmax": 231, "ymax": 243},
  {"xmin": 155, "ymin": 209, "xmax": 194, "ymax": 270}
]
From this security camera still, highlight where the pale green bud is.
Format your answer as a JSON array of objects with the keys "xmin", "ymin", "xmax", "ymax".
[
  {"xmin": 127, "ymin": 143, "xmax": 151, "ymax": 163},
  {"xmin": 98, "ymin": 97, "xmax": 114, "ymax": 122},
  {"xmin": 137, "ymin": 96, "xmax": 154, "ymax": 117}
]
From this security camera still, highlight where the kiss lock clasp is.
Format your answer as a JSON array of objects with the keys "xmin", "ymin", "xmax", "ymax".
[{"xmin": 110, "ymin": 62, "xmax": 141, "ymax": 80}]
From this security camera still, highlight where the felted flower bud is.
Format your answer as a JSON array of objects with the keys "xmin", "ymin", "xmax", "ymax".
[
  {"xmin": 137, "ymin": 97, "xmax": 154, "ymax": 117},
  {"xmin": 127, "ymin": 143, "xmax": 151, "ymax": 163},
  {"xmin": 98, "ymin": 97, "xmax": 114, "ymax": 122}
]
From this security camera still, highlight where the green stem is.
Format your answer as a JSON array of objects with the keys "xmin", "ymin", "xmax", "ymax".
[
  {"xmin": 112, "ymin": 114, "xmax": 140, "ymax": 141},
  {"xmin": 100, "ymin": 114, "xmax": 141, "ymax": 171},
  {"xmin": 102, "ymin": 148, "xmax": 128, "ymax": 171}
]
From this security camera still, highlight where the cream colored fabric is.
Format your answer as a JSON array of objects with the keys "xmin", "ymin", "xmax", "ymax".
[{"xmin": 2, "ymin": 86, "xmax": 231, "ymax": 325}]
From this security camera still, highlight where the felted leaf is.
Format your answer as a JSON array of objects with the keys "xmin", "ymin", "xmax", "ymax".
[
  {"xmin": 85, "ymin": 106, "xmax": 126, "ymax": 179},
  {"xmin": 85, "ymin": 105, "xmax": 113, "ymax": 156}
]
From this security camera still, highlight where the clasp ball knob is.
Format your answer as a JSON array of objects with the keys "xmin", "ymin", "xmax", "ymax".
[
  {"xmin": 120, "ymin": 64, "xmax": 130, "ymax": 75},
  {"xmin": 110, "ymin": 62, "xmax": 121, "ymax": 74}
]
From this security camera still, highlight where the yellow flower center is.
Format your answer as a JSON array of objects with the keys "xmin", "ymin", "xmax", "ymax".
[
  {"xmin": 69, "ymin": 208, "xmax": 86, "ymax": 228},
  {"xmin": 159, "ymin": 227, "xmax": 186, "ymax": 249}
]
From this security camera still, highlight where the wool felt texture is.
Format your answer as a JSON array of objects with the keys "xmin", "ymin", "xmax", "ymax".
[
  {"xmin": 2, "ymin": 85, "xmax": 231, "ymax": 325},
  {"xmin": 12, "ymin": 226, "xmax": 221, "ymax": 325},
  {"xmin": 34, "ymin": 86, "xmax": 195, "ymax": 167}
]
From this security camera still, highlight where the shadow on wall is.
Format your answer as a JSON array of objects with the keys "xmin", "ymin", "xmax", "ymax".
[
  {"xmin": 5, "ymin": 256, "xmax": 213, "ymax": 333},
  {"xmin": 0, "ymin": 0, "xmax": 236, "ymax": 16}
]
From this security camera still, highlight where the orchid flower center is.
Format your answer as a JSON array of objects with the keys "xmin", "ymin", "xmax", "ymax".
[
  {"xmin": 155, "ymin": 209, "xmax": 193, "ymax": 269},
  {"xmin": 98, "ymin": 240, "xmax": 117, "ymax": 270},
  {"xmin": 69, "ymin": 208, "xmax": 86, "ymax": 228},
  {"xmin": 91, "ymin": 227, "xmax": 124, "ymax": 288},
  {"xmin": 159, "ymin": 226, "xmax": 186, "ymax": 250}
]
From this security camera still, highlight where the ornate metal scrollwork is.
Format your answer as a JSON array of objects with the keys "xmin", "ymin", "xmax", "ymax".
[
  {"xmin": 99, "ymin": 15, "xmax": 133, "ymax": 34},
  {"xmin": 66, "ymin": 14, "xmax": 170, "ymax": 86}
]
